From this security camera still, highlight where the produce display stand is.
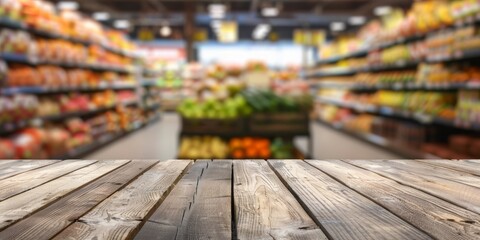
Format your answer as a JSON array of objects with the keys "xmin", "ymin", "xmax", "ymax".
[
  {"xmin": 180, "ymin": 113, "xmax": 312, "ymax": 158},
  {"xmin": 0, "ymin": 159, "xmax": 478, "ymax": 239},
  {"xmin": 181, "ymin": 117, "xmax": 247, "ymax": 136}
]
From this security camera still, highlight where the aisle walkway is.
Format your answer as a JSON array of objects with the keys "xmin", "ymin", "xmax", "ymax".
[
  {"xmin": 86, "ymin": 113, "xmax": 180, "ymax": 159},
  {"xmin": 87, "ymin": 113, "xmax": 401, "ymax": 159}
]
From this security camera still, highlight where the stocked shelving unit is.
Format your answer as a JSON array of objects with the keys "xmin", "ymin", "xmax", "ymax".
[
  {"xmin": 52, "ymin": 115, "xmax": 161, "ymax": 159},
  {"xmin": 0, "ymin": 6, "xmax": 163, "ymax": 159},
  {"xmin": 307, "ymin": 4, "xmax": 480, "ymax": 159},
  {"xmin": 316, "ymin": 119, "xmax": 439, "ymax": 159}
]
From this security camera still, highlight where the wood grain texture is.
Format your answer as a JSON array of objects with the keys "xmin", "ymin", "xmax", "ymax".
[
  {"xmin": 135, "ymin": 160, "xmax": 232, "ymax": 240},
  {"xmin": 54, "ymin": 160, "xmax": 192, "ymax": 240},
  {"xmin": 307, "ymin": 160, "xmax": 480, "ymax": 240},
  {"xmin": 0, "ymin": 160, "xmax": 15, "ymax": 166},
  {"xmin": 134, "ymin": 161, "xmax": 209, "ymax": 240},
  {"xmin": 0, "ymin": 160, "xmax": 96, "ymax": 201},
  {"xmin": 269, "ymin": 160, "xmax": 432, "ymax": 240},
  {"xmin": 417, "ymin": 160, "xmax": 480, "ymax": 176},
  {"xmin": 234, "ymin": 160, "xmax": 328, "ymax": 240},
  {"xmin": 388, "ymin": 160, "xmax": 480, "ymax": 188},
  {"xmin": 0, "ymin": 160, "xmax": 59, "ymax": 180},
  {"xmin": 0, "ymin": 160, "xmax": 158, "ymax": 240},
  {"xmin": 0, "ymin": 160, "xmax": 129, "ymax": 230},
  {"xmin": 348, "ymin": 160, "xmax": 480, "ymax": 215}
]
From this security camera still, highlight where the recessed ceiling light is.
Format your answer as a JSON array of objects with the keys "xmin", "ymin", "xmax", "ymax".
[
  {"xmin": 114, "ymin": 20, "xmax": 130, "ymax": 29},
  {"xmin": 262, "ymin": 7, "xmax": 279, "ymax": 17},
  {"xmin": 160, "ymin": 25, "xmax": 172, "ymax": 37},
  {"xmin": 253, "ymin": 24, "xmax": 271, "ymax": 40},
  {"xmin": 374, "ymin": 6, "xmax": 392, "ymax": 16},
  {"xmin": 209, "ymin": 4, "xmax": 226, "ymax": 19},
  {"xmin": 330, "ymin": 22, "xmax": 345, "ymax": 31},
  {"xmin": 57, "ymin": 1, "xmax": 78, "ymax": 11},
  {"xmin": 348, "ymin": 16, "xmax": 366, "ymax": 26},
  {"xmin": 93, "ymin": 12, "xmax": 110, "ymax": 21}
]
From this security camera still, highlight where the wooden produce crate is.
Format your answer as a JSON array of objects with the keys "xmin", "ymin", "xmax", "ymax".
[
  {"xmin": 181, "ymin": 117, "xmax": 246, "ymax": 135},
  {"xmin": 248, "ymin": 112, "xmax": 310, "ymax": 136}
]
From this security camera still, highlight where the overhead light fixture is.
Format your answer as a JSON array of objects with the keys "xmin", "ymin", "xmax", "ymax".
[
  {"xmin": 57, "ymin": 1, "xmax": 78, "ymax": 11},
  {"xmin": 114, "ymin": 20, "xmax": 130, "ymax": 29},
  {"xmin": 160, "ymin": 25, "xmax": 172, "ymax": 37},
  {"xmin": 262, "ymin": 7, "xmax": 279, "ymax": 17},
  {"xmin": 211, "ymin": 20, "xmax": 222, "ymax": 34},
  {"xmin": 330, "ymin": 22, "xmax": 345, "ymax": 31},
  {"xmin": 348, "ymin": 16, "xmax": 366, "ymax": 26},
  {"xmin": 374, "ymin": 6, "xmax": 392, "ymax": 16},
  {"xmin": 253, "ymin": 23, "xmax": 271, "ymax": 40},
  {"xmin": 92, "ymin": 12, "xmax": 110, "ymax": 21},
  {"xmin": 209, "ymin": 4, "xmax": 226, "ymax": 19}
]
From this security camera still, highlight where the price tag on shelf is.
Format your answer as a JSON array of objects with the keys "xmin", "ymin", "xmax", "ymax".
[
  {"xmin": 30, "ymin": 118, "xmax": 43, "ymax": 127},
  {"xmin": 467, "ymin": 82, "xmax": 480, "ymax": 89},
  {"xmin": 413, "ymin": 113, "xmax": 433, "ymax": 124},
  {"xmin": 393, "ymin": 83, "xmax": 402, "ymax": 90}
]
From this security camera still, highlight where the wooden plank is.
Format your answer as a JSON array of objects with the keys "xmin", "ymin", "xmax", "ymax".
[
  {"xmin": 135, "ymin": 160, "xmax": 232, "ymax": 240},
  {"xmin": 307, "ymin": 160, "xmax": 480, "ymax": 240},
  {"xmin": 0, "ymin": 160, "xmax": 158, "ymax": 240},
  {"xmin": 269, "ymin": 160, "xmax": 431, "ymax": 240},
  {"xmin": 0, "ymin": 160, "xmax": 16, "ymax": 166},
  {"xmin": 134, "ymin": 161, "xmax": 209, "ymax": 240},
  {"xmin": 417, "ymin": 160, "xmax": 480, "ymax": 176},
  {"xmin": 53, "ymin": 160, "xmax": 192, "ymax": 240},
  {"xmin": 0, "ymin": 160, "xmax": 129, "ymax": 230},
  {"xmin": 0, "ymin": 160, "xmax": 59, "ymax": 180},
  {"xmin": 385, "ymin": 160, "xmax": 480, "ymax": 188},
  {"xmin": 234, "ymin": 160, "xmax": 328, "ymax": 240},
  {"xmin": 0, "ymin": 160, "xmax": 96, "ymax": 201},
  {"xmin": 348, "ymin": 160, "xmax": 480, "ymax": 215}
]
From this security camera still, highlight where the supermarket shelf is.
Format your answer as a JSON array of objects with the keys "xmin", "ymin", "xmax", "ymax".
[
  {"xmin": 0, "ymin": 53, "xmax": 134, "ymax": 73},
  {"xmin": 141, "ymin": 79, "xmax": 158, "ymax": 86},
  {"xmin": 315, "ymin": 43, "xmax": 418, "ymax": 66},
  {"xmin": 316, "ymin": 49, "xmax": 369, "ymax": 65},
  {"xmin": 306, "ymin": 61, "xmax": 419, "ymax": 79},
  {"xmin": 1, "ymin": 84, "xmax": 137, "ymax": 95},
  {"xmin": 427, "ymin": 48, "xmax": 480, "ymax": 63},
  {"xmin": 311, "ymin": 81, "xmax": 480, "ymax": 91},
  {"xmin": 314, "ymin": 19, "xmax": 480, "ymax": 66},
  {"xmin": 54, "ymin": 115, "xmax": 161, "ymax": 159},
  {"xmin": 143, "ymin": 69, "xmax": 163, "ymax": 76},
  {"xmin": 0, "ymin": 18, "xmax": 137, "ymax": 58},
  {"xmin": 316, "ymin": 119, "xmax": 438, "ymax": 159},
  {"xmin": 0, "ymin": 101, "xmax": 139, "ymax": 135},
  {"xmin": 40, "ymin": 106, "xmax": 118, "ymax": 122},
  {"xmin": 304, "ymin": 69, "xmax": 357, "ymax": 78},
  {"xmin": 0, "ymin": 120, "xmax": 31, "ymax": 135},
  {"xmin": 315, "ymin": 97, "xmax": 480, "ymax": 131},
  {"xmin": 143, "ymin": 103, "xmax": 161, "ymax": 111},
  {"xmin": 367, "ymin": 60, "xmax": 419, "ymax": 72}
]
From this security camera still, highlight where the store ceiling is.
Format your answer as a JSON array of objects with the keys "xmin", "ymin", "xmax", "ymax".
[
  {"xmin": 50, "ymin": 0, "xmax": 413, "ymax": 41},
  {"xmin": 52, "ymin": 0, "xmax": 413, "ymax": 27}
]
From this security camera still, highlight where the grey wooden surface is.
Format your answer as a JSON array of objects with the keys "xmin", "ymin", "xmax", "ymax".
[{"xmin": 0, "ymin": 159, "xmax": 479, "ymax": 240}]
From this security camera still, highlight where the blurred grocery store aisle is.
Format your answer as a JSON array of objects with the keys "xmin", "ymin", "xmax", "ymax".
[
  {"xmin": 86, "ymin": 112, "xmax": 401, "ymax": 160},
  {"xmin": 86, "ymin": 113, "xmax": 179, "ymax": 160}
]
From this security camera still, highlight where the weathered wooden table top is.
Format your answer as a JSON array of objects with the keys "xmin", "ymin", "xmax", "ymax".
[{"xmin": 0, "ymin": 159, "xmax": 479, "ymax": 240}]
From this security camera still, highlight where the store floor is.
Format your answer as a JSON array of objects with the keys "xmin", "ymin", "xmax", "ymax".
[{"xmin": 87, "ymin": 113, "xmax": 402, "ymax": 160}]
